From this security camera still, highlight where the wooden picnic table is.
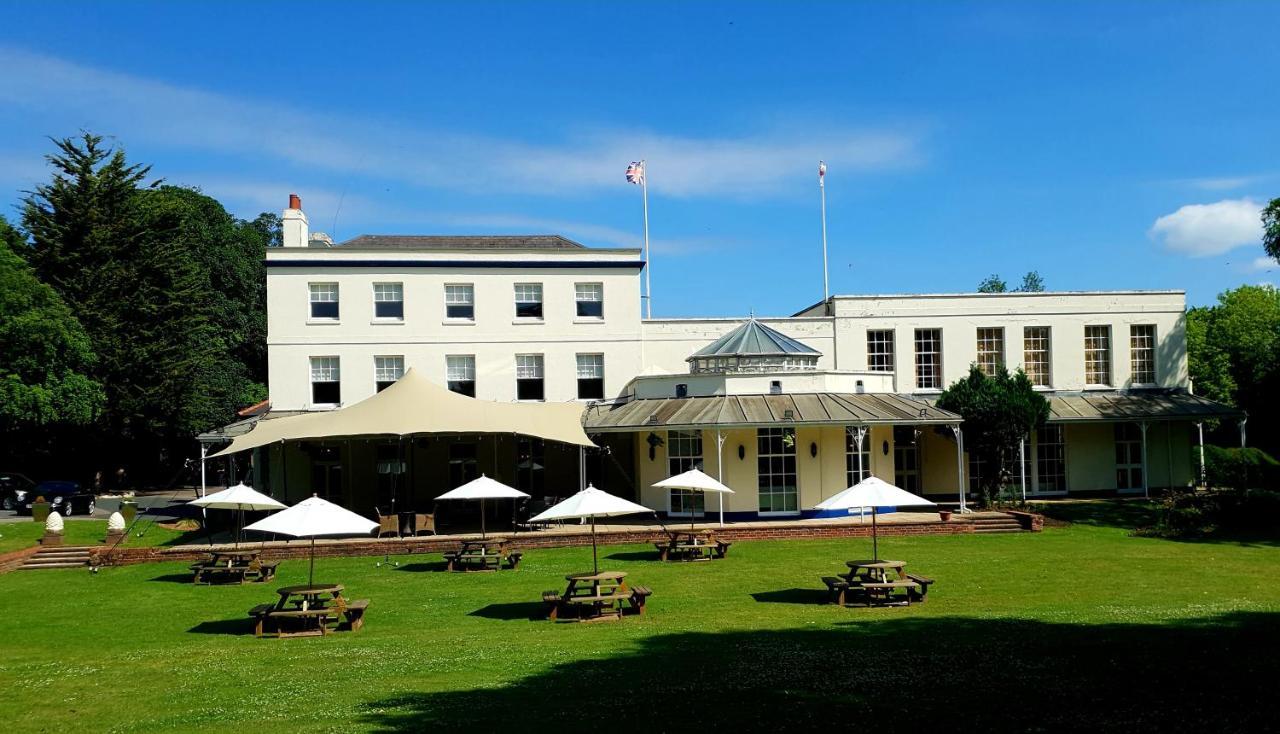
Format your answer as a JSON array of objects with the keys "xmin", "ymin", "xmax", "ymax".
[
  {"xmin": 541, "ymin": 571, "xmax": 651, "ymax": 622},
  {"xmin": 190, "ymin": 550, "xmax": 277, "ymax": 585},
  {"xmin": 247, "ymin": 584, "xmax": 371, "ymax": 638},
  {"xmin": 845, "ymin": 560, "xmax": 906, "ymax": 583},
  {"xmin": 444, "ymin": 537, "xmax": 523, "ymax": 572},
  {"xmin": 822, "ymin": 560, "xmax": 932, "ymax": 607},
  {"xmin": 655, "ymin": 531, "xmax": 732, "ymax": 562}
]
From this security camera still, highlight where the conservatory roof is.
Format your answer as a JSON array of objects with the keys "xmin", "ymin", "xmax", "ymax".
[{"xmin": 687, "ymin": 319, "xmax": 821, "ymax": 361}]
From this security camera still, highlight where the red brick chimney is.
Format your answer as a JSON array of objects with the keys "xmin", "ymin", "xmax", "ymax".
[{"xmin": 288, "ymin": 193, "xmax": 302, "ymax": 210}]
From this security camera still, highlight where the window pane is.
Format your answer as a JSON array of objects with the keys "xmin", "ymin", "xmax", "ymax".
[
  {"xmin": 976, "ymin": 327, "xmax": 1004, "ymax": 376},
  {"xmin": 1084, "ymin": 326, "xmax": 1112, "ymax": 386},
  {"xmin": 914, "ymin": 329, "xmax": 942, "ymax": 389},
  {"xmin": 373, "ymin": 283, "xmax": 404, "ymax": 319},
  {"xmin": 516, "ymin": 354, "xmax": 544, "ymax": 400},
  {"xmin": 1130, "ymin": 325, "xmax": 1156, "ymax": 384},
  {"xmin": 374, "ymin": 356, "xmax": 404, "ymax": 383},
  {"xmin": 309, "ymin": 283, "xmax": 339, "ymax": 319},
  {"xmin": 575, "ymin": 283, "xmax": 603, "ymax": 318},
  {"xmin": 515, "ymin": 283, "xmax": 543, "ymax": 318},
  {"xmin": 867, "ymin": 330, "xmax": 894, "ymax": 372},
  {"xmin": 445, "ymin": 284, "xmax": 474, "ymax": 319},
  {"xmin": 757, "ymin": 427, "xmax": 797, "ymax": 513},
  {"xmin": 310, "ymin": 356, "xmax": 340, "ymax": 403},
  {"xmin": 1023, "ymin": 326, "xmax": 1051, "ymax": 387}
]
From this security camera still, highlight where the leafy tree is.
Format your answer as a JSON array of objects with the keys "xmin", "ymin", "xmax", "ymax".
[
  {"xmin": 0, "ymin": 217, "xmax": 104, "ymax": 436},
  {"xmin": 977, "ymin": 274, "xmax": 1007, "ymax": 293},
  {"xmin": 1187, "ymin": 285, "xmax": 1280, "ymax": 454},
  {"xmin": 1019, "ymin": 271, "xmax": 1045, "ymax": 292},
  {"xmin": 937, "ymin": 365, "xmax": 1050, "ymax": 507},
  {"xmin": 1263, "ymin": 198, "xmax": 1280, "ymax": 265}
]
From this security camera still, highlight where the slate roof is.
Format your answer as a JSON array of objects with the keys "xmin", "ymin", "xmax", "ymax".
[
  {"xmin": 688, "ymin": 319, "xmax": 822, "ymax": 360},
  {"xmin": 584, "ymin": 393, "xmax": 960, "ymax": 432}
]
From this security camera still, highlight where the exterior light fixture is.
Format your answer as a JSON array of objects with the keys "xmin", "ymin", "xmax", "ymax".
[{"xmin": 809, "ymin": 442, "xmax": 818, "ymax": 458}]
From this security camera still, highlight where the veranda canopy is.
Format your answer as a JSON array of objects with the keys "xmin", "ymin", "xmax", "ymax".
[{"xmin": 210, "ymin": 368, "xmax": 595, "ymax": 457}]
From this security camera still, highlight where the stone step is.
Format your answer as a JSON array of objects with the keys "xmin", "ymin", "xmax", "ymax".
[
  {"xmin": 33, "ymin": 549, "xmax": 93, "ymax": 557},
  {"xmin": 23, "ymin": 556, "xmax": 90, "ymax": 565},
  {"xmin": 974, "ymin": 527, "xmax": 1024, "ymax": 533},
  {"xmin": 19, "ymin": 561, "xmax": 88, "ymax": 570}
]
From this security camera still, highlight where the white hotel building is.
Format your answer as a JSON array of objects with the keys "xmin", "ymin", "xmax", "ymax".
[{"xmin": 224, "ymin": 196, "xmax": 1242, "ymax": 520}]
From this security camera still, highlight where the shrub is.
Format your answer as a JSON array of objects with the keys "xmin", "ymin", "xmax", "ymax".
[{"xmin": 1203, "ymin": 446, "xmax": 1280, "ymax": 491}]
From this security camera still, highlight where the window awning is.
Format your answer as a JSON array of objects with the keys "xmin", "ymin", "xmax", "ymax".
[
  {"xmin": 1044, "ymin": 390, "xmax": 1244, "ymax": 423},
  {"xmin": 209, "ymin": 368, "xmax": 595, "ymax": 457},
  {"xmin": 584, "ymin": 392, "xmax": 961, "ymax": 433}
]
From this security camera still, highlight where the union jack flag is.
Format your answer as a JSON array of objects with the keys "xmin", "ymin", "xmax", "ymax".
[
  {"xmin": 818, "ymin": 160, "xmax": 826, "ymax": 186},
  {"xmin": 626, "ymin": 160, "xmax": 645, "ymax": 185}
]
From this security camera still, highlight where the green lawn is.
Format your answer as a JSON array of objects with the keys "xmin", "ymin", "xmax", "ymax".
[
  {"xmin": 0, "ymin": 519, "xmax": 189, "ymax": 554},
  {"xmin": 0, "ymin": 503, "xmax": 1276, "ymax": 732}
]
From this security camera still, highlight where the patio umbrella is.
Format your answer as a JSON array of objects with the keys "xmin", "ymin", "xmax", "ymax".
[
  {"xmin": 187, "ymin": 482, "xmax": 286, "ymax": 548},
  {"xmin": 652, "ymin": 468, "xmax": 734, "ymax": 530},
  {"xmin": 814, "ymin": 476, "xmax": 936, "ymax": 560},
  {"xmin": 435, "ymin": 474, "xmax": 529, "ymax": 538},
  {"xmin": 528, "ymin": 485, "xmax": 653, "ymax": 574},
  {"xmin": 244, "ymin": 495, "xmax": 378, "ymax": 586}
]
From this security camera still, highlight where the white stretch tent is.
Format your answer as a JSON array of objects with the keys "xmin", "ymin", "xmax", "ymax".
[
  {"xmin": 188, "ymin": 483, "xmax": 286, "ymax": 547},
  {"xmin": 529, "ymin": 485, "xmax": 654, "ymax": 573},
  {"xmin": 652, "ymin": 468, "xmax": 734, "ymax": 528},
  {"xmin": 814, "ymin": 477, "xmax": 936, "ymax": 560},
  {"xmin": 245, "ymin": 495, "xmax": 378, "ymax": 586},
  {"xmin": 209, "ymin": 368, "xmax": 595, "ymax": 458},
  {"xmin": 435, "ymin": 474, "xmax": 529, "ymax": 538}
]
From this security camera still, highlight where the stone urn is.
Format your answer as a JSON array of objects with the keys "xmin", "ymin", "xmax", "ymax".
[
  {"xmin": 31, "ymin": 497, "xmax": 51, "ymax": 524},
  {"xmin": 42, "ymin": 509, "xmax": 65, "ymax": 546},
  {"xmin": 106, "ymin": 511, "xmax": 126, "ymax": 543}
]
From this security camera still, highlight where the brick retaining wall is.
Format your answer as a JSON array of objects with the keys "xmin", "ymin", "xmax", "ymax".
[
  {"xmin": 0, "ymin": 546, "xmax": 40, "ymax": 573},
  {"xmin": 88, "ymin": 515, "xmax": 1035, "ymax": 568}
]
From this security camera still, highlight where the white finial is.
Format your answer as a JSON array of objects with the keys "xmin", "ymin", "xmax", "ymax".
[
  {"xmin": 107, "ymin": 512, "xmax": 126, "ymax": 532},
  {"xmin": 45, "ymin": 511, "xmax": 64, "ymax": 534}
]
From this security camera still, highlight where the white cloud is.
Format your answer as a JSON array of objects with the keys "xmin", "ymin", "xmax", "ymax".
[
  {"xmin": 1250, "ymin": 256, "xmax": 1277, "ymax": 272},
  {"xmin": 1173, "ymin": 175, "xmax": 1267, "ymax": 192},
  {"xmin": 427, "ymin": 212, "xmax": 723, "ymax": 255},
  {"xmin": 1148, "ymin": 198, "xmax": 1263, "ymax": 257},
  {"xmin": 0, "ymin": 46, "xmax": 923, "ymax": 200}
]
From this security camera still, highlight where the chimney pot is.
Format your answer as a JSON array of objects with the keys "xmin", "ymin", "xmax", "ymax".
[{"xmin": 289, "ymin": 193, "xmax": 302, "ymax": 210}]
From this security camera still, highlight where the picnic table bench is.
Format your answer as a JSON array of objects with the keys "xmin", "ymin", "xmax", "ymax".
[
  {"xmin": 821, "ymin": 560, "xmax": 934, "ymax": 607},
  {"xmin": 443, "ymin": 538, "xmax": 522, "ymax": 572},
  {"xmin": 654, "ymin": 531, "xmax": 731, "ymax": 562},
  {"xmin": 542, "ymin": 572, "xmax": 651, "ymax": 622},
  {"xmin": 190, "ymin": 551, "xmax": 278, "ymax": 585},
  {"xmin": 246, "ymin": 584, "xmax": 370, "ymax": 637}
]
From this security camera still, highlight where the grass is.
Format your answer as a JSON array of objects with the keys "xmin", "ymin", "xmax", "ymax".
[
  {"xmin": 0, "ymin": 502, "xmax": 1277, "ymax": 732},
  {"xmin": 0, "ymin": 519, "xmax": 190, "ymax": 554}
]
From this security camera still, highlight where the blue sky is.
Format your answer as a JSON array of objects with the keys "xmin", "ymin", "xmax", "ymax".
[{"xmin": 1, "ymin": 1, "xmax": 1276, "ymax": 315}]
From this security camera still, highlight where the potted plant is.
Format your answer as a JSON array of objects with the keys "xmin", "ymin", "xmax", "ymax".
[
  {"xmin": 31, "ymin": 496, "xmax": 50, "ymax": 524},
  {"xmin": 939, "ymin": 509, "xmax": 953, "ymax": 522}
]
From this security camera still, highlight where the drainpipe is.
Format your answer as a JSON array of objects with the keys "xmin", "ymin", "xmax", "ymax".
[
  {"xmin": 1019, "ymin": 437, "xmax": 1027, "ymax": 502},
  {"xmin": 1138, "ymin": 421, "xmax": 1150, "ymax": 499},
  {"xmin": 200, "ymin": 444, "xmax": 208, "ymax": 498},
  {"xmin": 950, "ymin": 425, "xmax": 966, "ymax": 513},
  {"xmin": 716, "ymin": 429, "xmax": 726, "ymax": 527},
  {"xmin": 1238, "ymin": 417, "xmax": 1247, "ymax": 449},
  {"xmin": 1197, "ymin": 422, "xmax": 1206, "ymax": 488}
]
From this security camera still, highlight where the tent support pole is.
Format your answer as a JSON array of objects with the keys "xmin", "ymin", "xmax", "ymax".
[
  {"xmin": 591, "ymin": 515, "xmax": 598, "ymax": 574},
  {"xmin": 1197, "ymin": 422, "xmax": 1206, "ymax": 487},
  {"xmin": 872, "ymin": 507, "xmax": 878, "ymax": 561},
  {"xmin": 950, "ymin": 425, "xmax": 966, "ymax": 513},
  {"xmin": 1019, "ymin": 437, "xmax": 1027, "ymax": 502}
]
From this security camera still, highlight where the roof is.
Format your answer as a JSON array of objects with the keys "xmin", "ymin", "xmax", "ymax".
[
  {"xmin": 584, "ymin": 393, "xmax": 961, "ymax": 432},
  {"xmin": 336, "ymin": 235, "xmax": 586, "ymax": 250},
  {"xmin": 209, "ymin": 368, "xmax": 595, "ymax": 457},
  {"xmin": 1044, "ymin": 390, "xmax": 1243, "ymax": 422},
  {"xmin": 688, "ymin": 319, "xmax": 821, "ymax": 360}
]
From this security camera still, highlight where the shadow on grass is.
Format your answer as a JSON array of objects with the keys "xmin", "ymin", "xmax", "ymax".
[
  {"xmin": 148, "ymin": 573, "xmax": 196, "ymax": 584},
  {"xmin": 359, "ymin": 611, "xmax": 1280, "ymax": 732},
  {"xmin": 749, "ymin": 588, "xmax": 829, "ymax": 605},
  {"xmin": 1031, "ymin": 499, "xmax": 1160, "ymax": 529},
  {"xmin": 602, "ymin": 550, "xmax": 661, "ymax": 563},
  {"xmin": 468, "ymin": 602, "xmax": 546, "ymax": 621},
  {"xmin": 394, "ymin": 562, "xmax": 450, "ymax": 573},
  {"xmin": 187, "ymin": 619, "xmax": 254, "ymax": 636}
]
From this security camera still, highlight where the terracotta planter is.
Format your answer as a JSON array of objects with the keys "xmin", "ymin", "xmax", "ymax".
[
  {"xmin": 31, "ymin": 501, "xmax": 51, "ymax": 524},
  {"xmin": 939, "ymin": 510, "xmax": 953, "ymax": 522}
]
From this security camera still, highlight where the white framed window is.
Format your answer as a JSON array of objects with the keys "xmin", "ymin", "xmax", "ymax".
[
  {"xmin": 514, "ymin": 283, "xmax": 543, "ymax": 319},
  {"xmin": 1115, "ymin": 423, "xmax": 1143, "ymax": 490},
  {"xmin": 1035, "ymin": 424, "xmax": 1066, "ymax": 492},
  {"xmin": 374, "ymin": 355, "xmax": 404, "ymax": 392},
  {"xmin": 310, "ymin": 356, "xmax": 341, "ymax": 405},
  {"xmin": 867, "ymin": 330, "xmax": 894, "ymax": 372},
  {"xmin": 1084, "ymin": 325, "xmax": 1112, "ymax": 386},
  {"xmin": 1130, "ymin": 324, "xmax": 1156, "ymax": 385},
  {"xmin": 976, "ymin": 327, "xmax": 1004, "ymax": 376},
  {"xmin": 757, "ymin": 428, "xmax": 798, "ymax": 514},
  {"xmin": 846, "ymin": 427, "xmax": 871, "ymax": 486},
  {"xmin": 308, "ymin": 283, "xmax": 339, "ymax": 320},
  {"xmin": 667, "ymin": 430, "xmax": 704, "ymax": 516},
  {"xmin": 373, "ymin": 283, "xmax": 404, "ymax": 320},
  {"xmin": 914, "ymin": 328, "xmax": 942, "ymax": 390},
  {"xmin": 445, "ymin": 284, "xmax": 474, "ymax": 320},
  {"xmin": 515, "ymin": 354, "xmax": 545, "ymax": 400},
  {"xmin": 575, "ymin": 353, "xmax": 605, "ymax": 400},
  {"xmin": 574, "ymin": 282, "xmax": 604, "ymax": 319},
  {"xmin": 446, "ymin": 355, "xmax": 475, "ymax": 397},
  {"xmin": 1023, "ymin": 326, "xmax": 1051, "ymax": 387},
  {"xmin": 893, "ymin": 426, "xmax": 920, "ymax": 492}
]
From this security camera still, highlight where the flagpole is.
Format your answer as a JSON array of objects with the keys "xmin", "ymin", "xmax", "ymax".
[
  {"xmin": 642, "ymin": 166, "xmax": 651, "ymax": 319},
  {"xmin": 819, "ymin": 160, "xmax": 829, "ymax": 310}
]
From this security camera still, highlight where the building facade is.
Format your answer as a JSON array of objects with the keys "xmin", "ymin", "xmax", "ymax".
[{"xmin": 232, "ymin": 196, "xmax": 1240, "ymax": 519}]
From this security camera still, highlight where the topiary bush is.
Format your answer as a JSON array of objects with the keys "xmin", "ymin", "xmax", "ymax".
[{"xmin": 1203, "ymin": 446, "xmax": 1280, "ymax": 491}]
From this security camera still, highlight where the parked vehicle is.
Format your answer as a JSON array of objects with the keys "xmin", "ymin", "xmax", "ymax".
[
  {"xmin": 19, "ymin": 480, "xmax": 95, "ymax": 517},
  {"xmin": 1, "ymin": 472, "xmax": 37, "ymax": 512}
]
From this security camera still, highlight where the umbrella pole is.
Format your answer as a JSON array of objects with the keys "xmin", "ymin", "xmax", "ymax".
[
  {"xmin": 481, "ymin": 498, "xmax": 486, "ymax": 539},
  {"xmin": 591, "ymin": 515, "xmax": 598, "ymax": 575},
  {"xmin": 309, "ymin": 537, "xmax": 315, "ymax": 587},
  {"xmin": 872, "ymin": 507, "xmax": 879, "ymax": 561}
]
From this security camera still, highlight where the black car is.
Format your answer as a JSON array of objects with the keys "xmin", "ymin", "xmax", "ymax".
[
  {"xmin": 19, "ymin": 480, "xmax": 96, "ymax": 517},
  {"xmin": 0, "ymin": 472, "xmax": 37, "ymax": 512}
]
